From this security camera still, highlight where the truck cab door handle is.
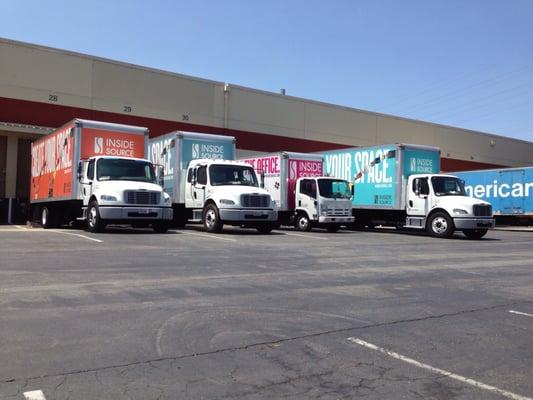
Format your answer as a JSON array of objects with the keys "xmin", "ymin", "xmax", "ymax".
[
  {"xmin": 298, "ymin": 200, "xmax": 301, "ymax": 206},
  {"xmin": 194, "ymin": 192, "xmax": 197, "ymax": 199},
  {"xmin": 409, "ymin": 200, "xmax": 413, "ymax": 207}
]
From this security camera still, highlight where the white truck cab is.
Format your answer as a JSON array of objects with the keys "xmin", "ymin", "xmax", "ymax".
[
  {"xmin": 294, "ymin": 177, "xmax": 354, "ymax": 232},
  {"xmin": 79, "ymin": 156, "xmax": 172, "ymax": 232},
  {"xmin": 405, "ymin": 173, "xmax": 494, "ymax": 238},
  {"xmin": 186, "ymin": 159, "xmax": 277, "ymax": 233}
]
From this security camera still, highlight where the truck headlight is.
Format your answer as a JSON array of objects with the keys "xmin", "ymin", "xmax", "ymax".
[
  {"xmin": 100, "ymin": 195, "xmax": 117, "ymax": 201},
  {"xmin": 320, "ymin": 205, "xmax": 328, "ymax": 216},
  {"xmin": 453, "ymin": 208, "xmax": 468, "ymax": 215},
  {"xmin": 220, "ymin": 199, "xmax": 235, "ymax": 205},
  {"xmin": 163, "ymin": 193, "xmax": 171, "ymax": 204}
]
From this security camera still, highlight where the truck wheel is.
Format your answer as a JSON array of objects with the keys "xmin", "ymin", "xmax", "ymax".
[
  {"xmin": 426, "ymin": 212, "xmax": 454, "ymax": 238},
  {"xmin": 86, "ymin": 201, "xmax": 106, "ymax": 233},
  {"xmin": 296, "ymin": 213, "xmax": 312, "ymax": 232},
  {"xmin": 203, "ymin": 204, "xmax": 223, "ymax": 233},
  {"xmin": 153, "ymin": 221, "xmax": 170, "ymax": 233},
  {"xmin": 326, "ymin": 225, "xmax": 340, "ymax": 233},
  {"xmin": 463, "ymin": 229, "xmax": 488, "ymax": 240},
  {"xmin": 256, "ymin": 224, "xmax": 273, "ymax": 234},
  {"xmin": 41, "ymin": 206, "xmax": 57, "ymax": 229}
]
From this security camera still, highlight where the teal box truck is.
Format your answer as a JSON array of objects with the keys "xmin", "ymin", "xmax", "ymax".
[
  {"xmin": 322, "ymin": 144, "xmax": 495, "ymax": 239},
  {"xmin": 148, "ymin": 131, "xmax": 277, "ymax": 233}
]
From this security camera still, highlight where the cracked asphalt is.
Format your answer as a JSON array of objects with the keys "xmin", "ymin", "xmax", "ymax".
[{"xmin": 0, "ymin": 225, "xmax": 532, "ymax": 399}]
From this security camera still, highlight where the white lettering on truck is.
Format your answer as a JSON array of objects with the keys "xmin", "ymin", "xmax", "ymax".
[{"xmin": 465, "ymin": 181, "xmax": 533, "ymax": 198}]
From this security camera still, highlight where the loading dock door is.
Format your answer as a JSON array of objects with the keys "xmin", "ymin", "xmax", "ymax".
[
  {"xmin": 0, "ymin": 136, "xmax": 6, "ymax": 198},
  {"xmin": 16, "ymin": 138, "xmax": 32, "ymax": 200}
]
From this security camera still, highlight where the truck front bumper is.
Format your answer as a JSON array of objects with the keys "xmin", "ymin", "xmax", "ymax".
[
  {"xmin": 98, "ymin": 206, "xmax": 173, "ymax": 221},
  {"xmin": 318, "ymin": 216, "xmax": 355, "ymax": 224},
  {"xmin": 218, "ymin": 208, "xmax": 277, "ymax": 223},
  {"xmin": 453, "ymin": 217, "xmax": 495, "ymax": 230}
]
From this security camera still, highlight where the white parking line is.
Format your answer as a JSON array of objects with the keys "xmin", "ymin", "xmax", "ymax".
[
  {"xmin": 283, "ymin": 232, "xmax": 328, "ymax": 240},
  {"xmin": 23, "ymin": 390, "xmax": 47, "ymax": 400},
  {"xmin": 509, "ymin": 310, "xmax": 533, "ymax": 318},
  {"xmin": 180, "ymin": 231, "xmax": 237, "ymax": 242},
  {"xmin": 347, "ymin": 337, "xmax": 532, "ymax": 400},
  {"xmin": 50, "ymin": 230, "xmax": 103, "ymax": 243}
]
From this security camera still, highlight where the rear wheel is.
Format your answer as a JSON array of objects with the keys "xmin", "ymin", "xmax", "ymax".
[
  {"xmin": 203, "ymin": 204, "xmax": 223, "ymax": 233},
  {"xmin": 41, "ymin": 206, "xmax": 57, "ymax": 229},
  {"xmin": 326, "ymin": 225, "xmax": 340, "ymax": 233},
  {"xmin": 426, "ymin": 212, "xmax": 454, "ymax": 238},
  {"xmin": 296, "ymin": 213, "xmax": 312, "ymax": 232},
  {"xmin": 463, "ymin": 229, "xmax": 488, "ymax": 240},
  {"xmin": 86, "ymin": 201, "xmax": 106, "ymax": 233},
  {"xmin": 153, "ymin": 221, "xmax": 170, "ymax": 233},
  {"xmin": 256, "ymin": 224, "xmax": 273, "ymax": 234}
]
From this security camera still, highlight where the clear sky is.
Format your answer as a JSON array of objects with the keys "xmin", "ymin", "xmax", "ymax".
[{"xmin": 1, "ymin": 0, "xmax": 532, "ymax": 141}]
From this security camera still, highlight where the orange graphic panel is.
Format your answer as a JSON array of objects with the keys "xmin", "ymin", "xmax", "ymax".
[{"xmin": 81, "ymin": 128, "xmax": 146, "ymax": 159}]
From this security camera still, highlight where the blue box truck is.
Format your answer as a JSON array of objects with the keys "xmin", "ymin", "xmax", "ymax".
[
  {"xmin": 454, "ymin": 167, "xmax": 533, "ymax": 225},
  {"xmin": 322, "ymin": 143, "xmax": 495, "ymax": 239}
]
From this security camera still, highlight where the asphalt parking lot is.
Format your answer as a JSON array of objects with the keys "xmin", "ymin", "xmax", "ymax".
[{"xmin": 1, "ymin": 225, "xmax": 532, "ymax": 400}]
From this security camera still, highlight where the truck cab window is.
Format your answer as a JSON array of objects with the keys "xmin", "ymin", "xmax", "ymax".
[
  {"xmin": 197, "ymin": 166, "xmax": 207, "ymax": 185},
  {"xmin": 187, "ymin": 168, "xmax": 193, "ymax": 183},
  {"xmin": 413, "ymin": 178, "xmax": 429, "ymax": 196},
  {"xmin": 300, "ymin": 179, "xmax": 317, "ymax": 198},
  {"xmin": 87, "ymin": 160, "xmax": 95, "ymax": 180}
]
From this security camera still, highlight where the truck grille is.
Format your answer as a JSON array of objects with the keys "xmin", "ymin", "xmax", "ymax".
[
  {"xmin": 241, "ymin": 194, "xmax": 270, "ymax": 208},
  {"xmin": 473, "ymin": 204, "xmax": 492, "ymax": 216},
  {"xmin": 124, "ymin": 190, "xmax": 160, "ymax": 205},
  {"xmin": 326, "ymin": 208, "xmax": 350, "ymax": 217}
]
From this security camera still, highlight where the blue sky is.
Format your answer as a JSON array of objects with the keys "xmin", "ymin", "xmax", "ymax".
[{"xmin": 1, "ymin": 0, "xmax": 532, "ymax": 141}]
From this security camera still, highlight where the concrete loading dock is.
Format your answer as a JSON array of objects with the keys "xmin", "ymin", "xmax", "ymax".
[{"xmin": 1, "ymin": 37, "xmax": 533, "ymax": 223}]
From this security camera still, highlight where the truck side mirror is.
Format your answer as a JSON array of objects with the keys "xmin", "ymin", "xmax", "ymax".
[
  {"xmin": 156, "ymin": 165, "xmax": 164, "ymax": 187},
  {"xmin": 191, "ymin": 168, "xmax": 197, "ymax": 185},
  {"xmin": 77, "ymin": 161, "xmax": 83, "ymax": 181},
  {"xmin": 260, "ymin": 170, "xmax": 265, "ymax": 188}
]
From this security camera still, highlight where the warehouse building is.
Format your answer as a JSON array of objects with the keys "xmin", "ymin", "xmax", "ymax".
[{"xmin": 1, "ymin": 37, "xmax": 532, "ymax": 222}]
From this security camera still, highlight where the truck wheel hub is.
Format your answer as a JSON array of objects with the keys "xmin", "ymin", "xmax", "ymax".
[
  {"xmin": 205, "ymin": 209, "xmax": 216, "ymax": 228},
  {"xmin": 432, "ymin": 217, "xmax": 447, "ymax": 233},
  {"xmin": 88, "ymin": 207, "xmax": 97, "ymax": 227}
]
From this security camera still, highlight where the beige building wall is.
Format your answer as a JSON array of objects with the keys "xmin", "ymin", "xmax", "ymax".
[{"xmin": 1, "ymin": 37, "xmax": 532, "ymax": 171}]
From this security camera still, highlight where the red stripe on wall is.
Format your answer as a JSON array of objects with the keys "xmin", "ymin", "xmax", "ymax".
[{"xmin": 0, "ymin": 96, "xmax": 503, "ymax": 172}]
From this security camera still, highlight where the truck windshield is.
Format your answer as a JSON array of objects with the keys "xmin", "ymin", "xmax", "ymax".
[
  {"xmin": 318, "ymin": 179, "xmax": 352, "ymax": 199},
  {"xmin": 97, "ymin": 158, "xmax": 156, "ymax": 183},
  {"xmin": 431, "ymin": 176, "xmax": 466, "ymax": 196},
  {"xmin": 209, "ymin": 165, "xmax": 258, "ymax": 187}
]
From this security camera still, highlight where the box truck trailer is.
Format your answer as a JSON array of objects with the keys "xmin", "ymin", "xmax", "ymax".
[
  {"xmin": 148, "ymin": 131, "xmax": 277, "ymax": 233},
  {"xmin": 241, "ymin": 152, "xmax": 354, "ymax": 232},
  {"xmin": 322, "ymin": 144, "xmax": 495, "ymax": 239},
  {"xmin": 454, "ymin": 167, "xmax": 533, "ymax": 225},
  {"xmin": 30, "ymin": 119, "xmax": 173, "ymax": 233}
]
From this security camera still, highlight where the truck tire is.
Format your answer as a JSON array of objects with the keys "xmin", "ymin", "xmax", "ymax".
[
  {"xmin": 426, "ymin": 212, "xmax": 454, "ymax": 238},
  {"xmin": 203, "ymin": 204, "xmax": 223, "ymax": 233},
  {"xmin": 41, "ymin": 206, "xmax": 57, "ymax": 229},
  {"xmin": 256, "ymin": 224, "xmax": 273, "ymax": 234},
  {"xmin": 326, "ymin": 225, "xmax": 340, "ymax": 233},
  {"xmin": 153, "ymin": 221, "xmax": 170, "ymax": 233},
  {"xmin": 296, "ymin": 213, "xmax": 312, "ymax": 232},
  {"xmin": 463, "ymin": 229, "xmax": 488, "ymax": 240},
  {"xmin": 86, "ymin": 201, "xmax": 106, "ymax": 233}
]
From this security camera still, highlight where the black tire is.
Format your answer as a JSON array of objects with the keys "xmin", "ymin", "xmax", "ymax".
[
  {"xmin": 256, "ymin": 224, "xmax": 273, "ymax": 234},
  {"xmin": 203, "ymin": 203, "xmax": 223, "ymax": 233},
  {"xmin": 153, "ymin": 221, "xmax": 170, "ymax": 233},
  {"xmin": 326, "ymin": 225, "xmax": 340, "ymax": 233},
  {"xmin": 463, "ymin": 229, "xmax": 488, "ymax": 240},
  {"xmin": 40, "ymin": 206, "xmax": 57, "ymax": 229},
  {"xmin": 295, "ymin": 213, "xmax": 312, "ymax": 232},
  {"xmin": 86, "ymin": 201, "xmax": 106, "ymax": 233},
  {"xmin": 426, "ymin": 211, "xmax": 454, "ymax": 238}
]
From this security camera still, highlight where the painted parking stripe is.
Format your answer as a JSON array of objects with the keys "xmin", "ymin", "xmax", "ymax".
[
  {"xmin": 23, "ymin": 390, "xmax": 46, "ymax": 400},
  {"xmin": 283, "ymin": 232, "xmax": 328, "ymax": 240},
  {"xmin": 180, "ymin": 231, "xmax": 237, "ymax": 242},
  {"xmin": 347, "ymin": 337, "xmax": 532, "ymax": 400},
  {"xmin": 51, "ymin": 230, "xmax": 103, "ymax": 243},
  {"xmin": 509, "ymin": 310, "xmax": 533, "ymax": 318}
]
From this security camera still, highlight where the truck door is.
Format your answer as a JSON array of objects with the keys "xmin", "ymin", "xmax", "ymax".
[
  {"xmin": 81, "ymin": 159, "xmax": 96, "ymax": 205},
  {"xmin": 298, "ymin": 179, "xmax": 318, "ymax": 219},
  {"xmin": 499, "ymin": 169, "xmax": 525, "ymax": 215},
  {"xmin": 407, "ymin": 177, "xmax": 429, "ymax": 216},
  {"xmin": 192, "ymin": 165, "xmax": 207, "ymax": 209}
]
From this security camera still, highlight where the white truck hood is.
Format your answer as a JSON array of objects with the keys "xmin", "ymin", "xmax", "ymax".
[
  {"xmin": 433, "ymin": 195, "xmax": 491, "ymax": 208},
  {"xmin": 94, "ymin": 180, "xmax": 163, "ymax": 192}
]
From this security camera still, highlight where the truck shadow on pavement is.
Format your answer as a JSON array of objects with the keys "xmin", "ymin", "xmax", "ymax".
[{"xmin": 361, "ymin": 227, "xmax": 500, "ymax": 241}]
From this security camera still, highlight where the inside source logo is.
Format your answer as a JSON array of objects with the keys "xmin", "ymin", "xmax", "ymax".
[
  {"xmin": 94, "ymin": 137, "xmax": 104, "ymax": 154},
  {"xmin": 410, "ymin": 157, "xmax": 416, "ymax": 172},
  {"xmin": 192, "ymin": 143, "xmax": 200, "ymax": 159}
]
